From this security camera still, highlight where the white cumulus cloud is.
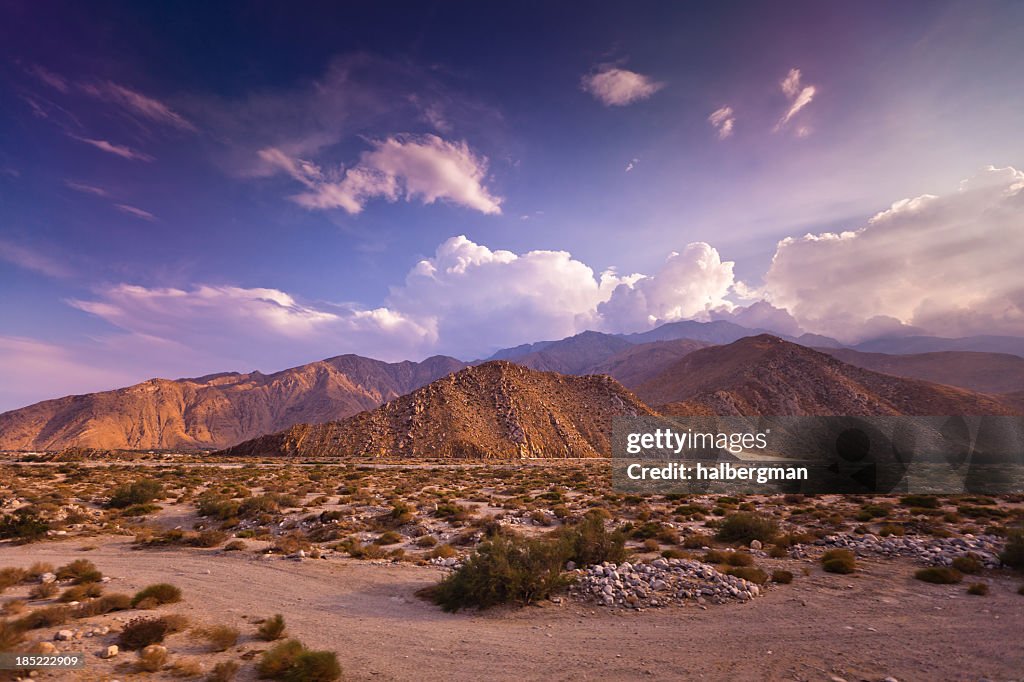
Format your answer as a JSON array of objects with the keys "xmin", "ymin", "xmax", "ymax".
[
  {"xmin": 260, "ymin": 134, "xmax": 502, "ymax": 215},
  {"xmin": 581, "ymin": 66, "xmax": 665, "ymax": 106},
  {"xmin": 763, "ymin": 165, "xmax": 1024, "ymax": 341}
]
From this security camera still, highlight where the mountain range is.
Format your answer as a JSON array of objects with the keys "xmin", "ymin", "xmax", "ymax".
[{"xmin": 2, "ymin": 318, "xmax": 1022, "ymax": 454}]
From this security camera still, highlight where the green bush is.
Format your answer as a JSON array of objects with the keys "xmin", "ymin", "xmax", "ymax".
[
  {"xmin": 715, "ymin": 513, "xmax": 778, "ymax": 544},
  {"xmin": 951, "ymin": 555, "xmax": 983, "ymax": 574},
  {"xmin": 0, "ymin": 509, "xmax": 49, "ymax": 542},
  {"xmin": 118, "ymin": 617, "xmax": 169, "ymax": 650},
  {"xmin": 428, "ymin": 532, "xmax": 568, "ymax": 612},
  {"xmin": 999, "ymin": 529, "xmax": 1024, "ymax": 571},
  {"xmin": 555, "ymin": 514, "xmax": 626, "ymax": 567},
  {"xmin": 771, "ymin": 569, "xmax": 794, "ymax": 584},
  {"xmin": 915, "ymin": 567, "xmax": 962, "ymax": 584},
  {"xmin": 257, "ymin": 614, "xmax": 287, "ymax": 641},
  {"xmin": 131, "ymin": 583, "xmax": 182, "ymax": 608},
  {"xmin": 108, "ymin": 479, "xmax": 163, "ymax": 508},
  {"xmin": 821, "ymin": 549, "xmax": 857, "ymax": 574},
  {"xmin": 56, "ymin": 559, "xmax": 102, "ymax": 584}
]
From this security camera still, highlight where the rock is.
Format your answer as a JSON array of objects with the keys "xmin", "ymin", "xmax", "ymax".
[
  {"xmin": 39, "ymin": 572, "xmax": 56, "ymax": 584},
  {"xmin": 32, "ymin": 642, "xmax": 57, "ymax": 655},
  {"xmin": 750, "ymin": 540, "xmax": 762, "ymax": 550},
  {"xmin": 565, "ymin": 560, "xmax": 576, "ymax": 571},
  {"xmin": 102, "ymin": 645, "xmax": 118, "ymax": 659},
  {"xmin": 54, "ymin": 630, "xmax": 74, "ymax": 641}
]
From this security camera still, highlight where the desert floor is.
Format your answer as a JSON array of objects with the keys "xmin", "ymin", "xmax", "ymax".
[{"xmin": 2, "ymin": 535, "xmax": 1022, "ymax": 682}]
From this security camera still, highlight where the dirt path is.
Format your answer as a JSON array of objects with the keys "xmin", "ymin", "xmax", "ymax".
[{"xmin": 2, "ymin": 538, "xmax": 1022, "ymax": 681}]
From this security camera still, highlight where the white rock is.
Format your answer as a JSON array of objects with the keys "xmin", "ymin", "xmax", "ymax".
[
  {"xmin": 102, "ymin": 645, "xmax": 118, "ymax": 659},
  {"xmin": 54, "ymin": 630, "xmax": 74, "ymax": 641},
  {"xmin": 750, "ymin": 540, "xmax": 762, "ymax": 550}
]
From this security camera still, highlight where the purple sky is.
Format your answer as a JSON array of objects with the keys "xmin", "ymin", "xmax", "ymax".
[{"xmin": 1, "ymin": 1, "xmax": 1023, "ymax": 411}]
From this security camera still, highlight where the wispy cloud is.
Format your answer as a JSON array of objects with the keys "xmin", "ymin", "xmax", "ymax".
[
  {"xmin": 80, "ymin": 81, "xmax": 196, "ymax": 132},
  {"xmin": 774, "ymin": 68, "xmax": 817, "ymax": 133},
  {"xmin": 65, "ymin": 180, "xmax": 109, "ymax": 196},
  {"xmin": 581, "ymin": 66, "xmax": 664, "ymax": 106},
  {"xmin": 625, "ymin": 158, "xmax": 639, "ymax": 172},
  {"xmin": 261, "ymin": 134, "xmax": 503, "ymax": 215},
  {"xmin": 0, "ymin": 239, "xmax": 71, "ymax": 278},
  {"xmin": 27, "ymin": 64, "xmax": 70, "ymax": 93},
  {"xmin": 114, "ymin": 204, "xmax": 157, "ymax": 221},
  {"xmin": 708, "ymin": 106, "xmax": 735, "ymax": 139},
  {"xmin": 69, "ymin": 135, "xmax": 155, "ymax": 162}
]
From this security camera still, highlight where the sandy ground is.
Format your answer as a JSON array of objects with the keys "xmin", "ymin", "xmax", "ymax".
[{"xmin": 2, "ymin": 537, "xmax": 1022, "ymax": 682}]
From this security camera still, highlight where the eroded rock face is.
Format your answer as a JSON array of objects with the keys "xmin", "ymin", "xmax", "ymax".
[
  {"xmin": 221, "ymin": 361, "xmax": 656, "ymax": 458},
  {"xmin": 0, "ymin": 354, "xmax": 466, "ymax": 450}
]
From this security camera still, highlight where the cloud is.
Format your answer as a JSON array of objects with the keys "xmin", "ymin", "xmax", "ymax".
[
  {"xmin": 65, "ymin": 180, "xmax": 108, "ymax": 196},
  {"xmin": 27, "ymin": 64, "xmax": 70, "ymax": 93},
  {"xmin": 763, "ymin": 165, "xmax": 1024, "ymax": 341},
  {"xmin": 774, "ymin": 68, "xmax": 816, "ymax": 132},
  {"xmin": 710, "ymin": 301, "xmax": 804, "ymax": 337},
  {"xmin": 69, "ymin": 135, "xmax": 154, "ymax": 161},
  {"xmin": 114, "ymin": 204, "xmax": 157, "ymax": 221},
  {"xmin": 708, "ymin": 106, "xmax": 735, "ymax": 139},
  {"xmin": 625, "ymin": 158, "xmax": 638, "ymax": 172},
  {"xmin": 79, "ymin": 81, "xmax": 196, "ymax": 131},
  {"xmin": 0, "ymin": 239, "xmax": 71, "ymax": 278},
  {"xmin": 597, "ymin": 243, "xmax": 737, "ymax": 332},
  {"xmin": 262, "ymin": 134, "xmax": 502, "ymax": 215},
  {"xmin": 581, "ymin": 66, "xmax": 665, "ymax": 106}
]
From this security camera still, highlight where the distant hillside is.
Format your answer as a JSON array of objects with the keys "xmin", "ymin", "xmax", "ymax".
[
  {"xmin": 504, "ymin": 331, "xmax": 634, "ymax": 374},
  {"xmin": 820, "ymin": 348, "xmax": 1024, "ymax": 395},
  {"xmin": 588, "ymin": 338, "xmax": 711, "ymax": 387},
  {"xmin": 853, "ymin": 334, "xmax": 1024, "ymax": 357},
  {"xmin": 637, "ymin": 335, "xmax": 1019, "ymax": 417},
  {"xmin": 220, "ymin": 361, "xmax": 655, "ymax": 458},
  {"xmin": 0, "ymin": 355, "xmax": 466, "ymax": 451}
]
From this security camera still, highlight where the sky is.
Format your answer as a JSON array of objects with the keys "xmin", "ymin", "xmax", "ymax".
[{"xmin": 1, "ymin": 1, "xmax": 1023, "ymax": 411}]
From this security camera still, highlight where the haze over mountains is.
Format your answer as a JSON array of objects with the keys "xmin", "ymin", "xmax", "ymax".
[{"xmin": 1, "ymin": 319, "xmax": 1022, "ymax": 453}]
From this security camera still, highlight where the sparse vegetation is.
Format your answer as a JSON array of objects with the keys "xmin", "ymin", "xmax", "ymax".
[
  {"xmin": 966, "ymin": 582, "xmax": 988, "ymax": 596},
  {"xmin": 821, "ymin": 549, "xmax": 857, "ymax": 574},
  {"xmin": 119, "ymin": 616, "xmax": 170, "ymax": 650},
  {"xmin": 132, "ymin": 583, "xmax": 182, "ymax": 608},
  {"xmin": 258, "ymin": 613, "xmax": 287, "ymax": 641},
  {"xmin": 195, "ymin": 623, "xmax": 239, "ymax": 651},
  {"xmin": 108, "ymin": 479, "xmax": 164, "ymax": 508},
  {"xmin": 715, "ymin": 512, "xmax": 778, "ymax": 544},
  {"xmin": 915, "ymin": 567, "xmax": 963, "ymax": 584}
]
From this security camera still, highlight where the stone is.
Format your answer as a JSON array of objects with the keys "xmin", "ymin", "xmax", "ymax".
[
  {"xmin": 750, "ymin": 540, "xmax": 762, "ymax": 550},
  {"xmin": 32, "ymin": 642, "xmax": 57, "ymax": 655},
  {"xmin": 54, "ymin": 630, "xmax": 74, "ymax": 641},
  {"xmin": 102, "ymin": 645, "xmax": 118, "ymax": 659},
  {"xmin": 39, "ymin": 572, "xmax": 56, "ymax": 584}
]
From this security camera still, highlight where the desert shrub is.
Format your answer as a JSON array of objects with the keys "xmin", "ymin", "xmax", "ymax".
[
  {"xmin": 195, "ymin": 624, "xmax": 239, "ymax": 651},
  {"xmin": 879, "ymin": 524, "xmax": 905, "ymax": 537},
  {"xmin": 428, "ymin": 532, "xmax": 568, "ymax": 612},
  {"xmin": 73, "ymin": 592, "xmax": 131, "ymax": 617},
  {"xmin": 681, "ymin": 533, "xmax": 714, "ymax": 549},
  {"xmin": 771, "ymin": 569, "xmax": 794, "ymax": 584},
  {"xmin": 768, "ymin": 545, "xmax": 788, "ymax": 559},
  {"xmin": 224, "ymin": 540, "xmax": 246, "ymax": 551},
  {"xmin": 208, "ymin": 660, "xmax": 240, "ymax": 681},
  {"xmin": 188, "ymin": 530, "xmax": 228, "ymax": 548},
  {"xmin": 951, "ymin": 555, "xmax": 983, "ymax": 574},
  {"xmin": 967, "ymin": 582, "xmax": 989, "ymax": 596},
  {"xmin": 915, "ymin": 567, "xmax": 962, "ymax": 584},
  {"xmin": 16, "ymin": 604, "xmax": 70, "ymax": 629},
  {"xmin": 725, "ymin": 566, "xmax": 768, "ymax": 584},
  {"xmin": 716, "ymin": 513, "xmax": 778, "ymax": 544},
  {"xmin": 434, "ymin": 502, "xmax": 472, "ymax": 521},
  {"xmin": 0, "ymin": 568, "xmax": 27, "ymax": 591},
  {"xmin": 1018, "ymin": 584, "xmax": 1024, "ymax": 596},
  {"xmin": 56, "ymin": 559, "xmax": 102, "ymax": 584},
  {"xmin": 26, "ymin": 562, "xmax": 53, "ymax": 580},
  {"xmin": 257, "ymin": 614, "xmax": 287, "ymax": 641},
  {"xmin": 427, "ymin": 544, "xmax": 457, "ymax": 560},
  {"xmin": 0, "ymin": 509, "xmax": 49, "ymax": 542},
  {"xmin": 724, "ymin": 552, "xmax": 754, "ymax": 567},
  {"xmin": 641, "ymin": 538, "xmax": 659, "ymax": 552},
  {"xmin": 198, "ymin": 493, "xmax": 241, "ymax": 520},
  {"xmin": 375, "ymin": 530, "xmax": 403, "ymax": 545},
  {"xmin": 28, "ymin": 581, "xmax": 58, "ymax": 599},
  {"xmin": 285, "ymin": 650, "xmax": 342, "ymax": 682},
  {"xmin": 555, "ymin": 513, "xmax": 626, "ymax": 567},
  {"xmin": 59, "ymin": 582, "xmax": 102, "ymax": 602},
  {"xmin": 0, "ymin": 619, "xmax": 25, "ymax": 652},
  {"xmin": 257, "ymin": 639, "xmax": 305, "ymax": 678},
  {"xmin": 416, "ymin": 535, "xmax": 438, "ymax": 548},
  {"xmin": 821, "ymin": 549, "xmax": 857, "ymax": 574},
  {"xmin": 999, "ymin": 529, "xmax": 1024, "ymax": 571},
  {"xmin": 2, "ymin": 599, "xmax": 25, "ymax": 616},
  {"xmin": 137, "ymin": 643, "xmax": 168, "ymax": 672},
  {"xmin": 170, "ymin": 657, "xmax": 203, "ymax": 677},
  {"xmin": 119, "ymin": 617, "xmax": 169, "ymax": 650},
  {"xmin": 132, "ymin": 583, "xmax": 182, "ymax": 608},
  {"xmin": 162, "ymin": 613, "xmax": 191, "ymax": 634},
  {"xmin": 108, "ymin": 479, "xmax": 163, "ymax": 508},
  {"xmin": 702, "ymin": 549, "xmax": 729, "ymax": 564},
  {"xmin": 900, "ymin": 494, "xmax": 940, "ymax": 509}
]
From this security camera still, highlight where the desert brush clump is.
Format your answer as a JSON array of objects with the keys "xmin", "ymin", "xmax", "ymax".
[
  {"xmin": 555, "ymin": 512, "xmax": 626, "ymax": 567},
  {"xmin": 715, "ymin": 512, "xmax": 778, "ymax": 544},
  {"xmin": 966, "ymin": 582, "xmax": 989, "ymax": 596},
  {"xmin": 915, "ymin": 567, "xmax": 963, "ymax": 584},
  {"xmin": 194, "ymin": 623, "xmax": 239, "ymax": 651},
  {"xmin": 132, "ymin": 583, "xmax": 182, "ymax": 608},
  {"xmin": 108, "ymin": 479, "xmax": 164, "ymax": 508},
  {"xmin": 119, "ymin": 616, "xmax": 170, "ymax": 650},
  {"xmin": 257, "ymin": 638, "xmax": 341, "ymax": 681},
  {"xmin": 257, "ymin": 614, "xmax": 287, "ymax": 641},
  {"xmin": 999, "ymin": 528, "xmax": 1024, "ymax": 571},
  {"xmin": 56, "ymin": 559, "xmax": 102, "ymax": 584},
  {"xmin": 0, "ymin": 619, "xmax": 25, "ymax": 652},
  {"xmin": 426, "ymin": 531, "xmax": 569, "ymax": 612},
  {"xmin": 821, "ymin": 549, "xmax": 857, "ymax": 574},
  {"xmin": 208, "ymin": 660, "xmax": 240, "ymax": 681},
  {"xmin": 137, "ymin": 643, "xmax": 169, "ymax": 672}
]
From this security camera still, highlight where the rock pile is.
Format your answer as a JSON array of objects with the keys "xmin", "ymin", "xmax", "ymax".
[
  {"xmin": 570, "ymin": 558, "xmax": 762, "ymax": 608},
  {"xmin": 813, "ymin": 533, "xmax": 1004, "ymax": 568}
]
